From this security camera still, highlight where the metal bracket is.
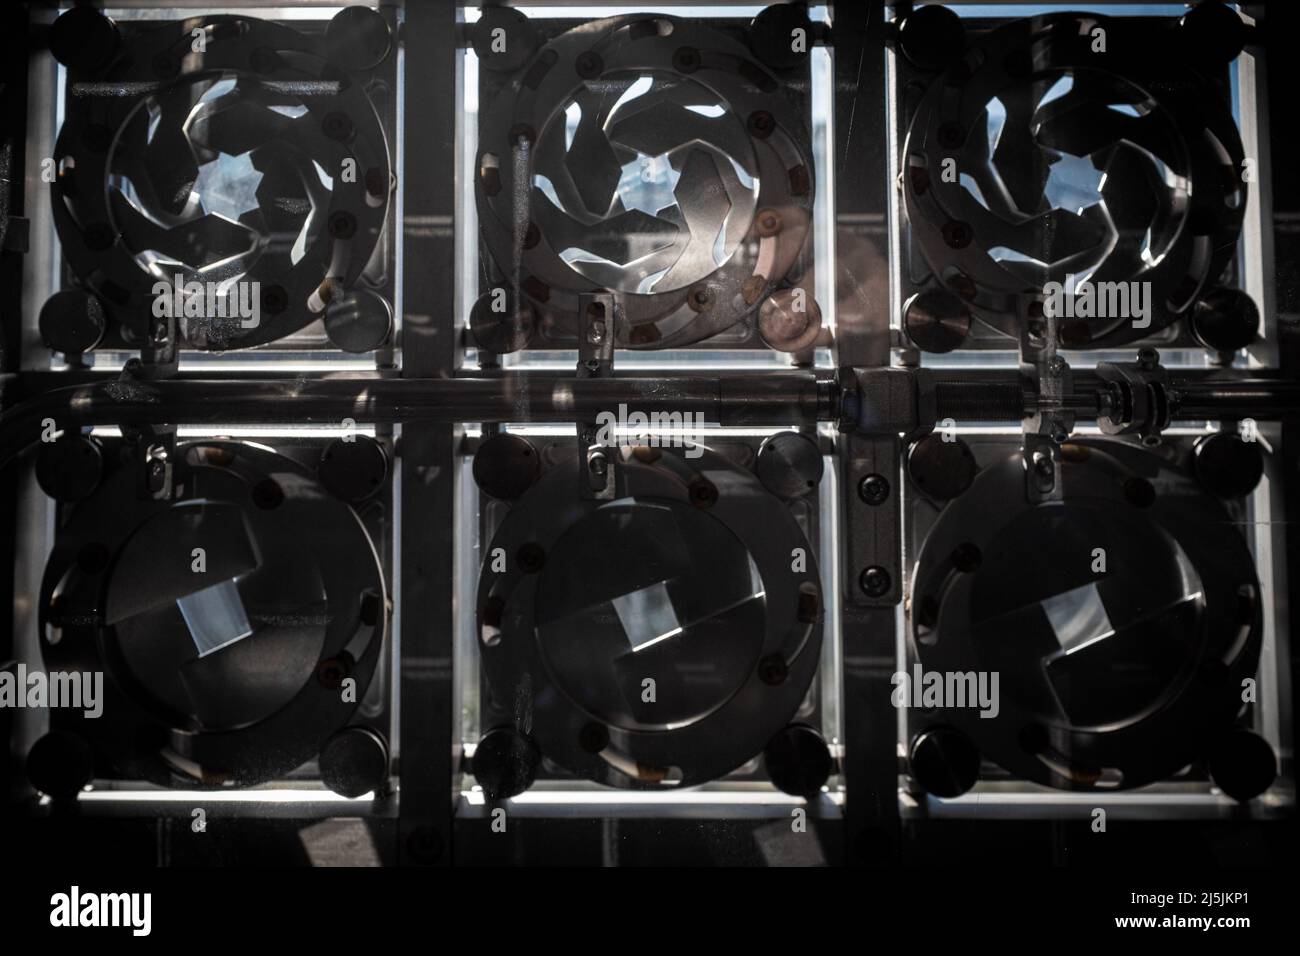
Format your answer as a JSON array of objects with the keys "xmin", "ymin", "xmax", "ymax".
[
  {"xmin": 134, "ymin": 427, "xmax": 176, "ymax": 502},
  {"xmin": 577, "ymin": 292, "xmax": 617, "ymax": 500},
  {"xmin": 1019, "ymin": 300, "xmax": 1074, "ymax": 502},
  {"xmin": 1096, "ymin": 347, "xmax": 1171, "ymax": 438},
  {"xmin": 115, "ymin": 361, "xmax": 177, "ymax": 501}
]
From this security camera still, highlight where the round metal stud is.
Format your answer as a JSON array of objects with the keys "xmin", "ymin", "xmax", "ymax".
[
  {"xmin": 897, "ymin": 4, "xmax": 965, "ymax": 72},
  {"xmin": 324, "ymin": 290, "xmax": 393, "ymax": 353},
  {"xmin": 35, "ymin": 433, "xmax": 104, "ymax": 503},
  {"xmin": 325, "ymin": 7, "xmax": 393, "ymax": 72},
  {"xmin": 1179, "ymin": 1, "xmax": 1247, "ymax": 66},
  {"xmin": 764, "ymin": 724, "xmax": 833, "ymax": 798},
  {"xmin": 470, "ymin": 288, "xmax": 535, "ymax": 354},
  {"xmin": 25, "ymin": 731, "xmax": 94, "ymax": 799},
  {"xmin": 908, "ymin": 433, "xmax": 977, "ymax": 501},
  {"xmin": 903, "ymin": 289, "xmax": 971, "ymax": 354},
  {"xmin": 1193, "ymin": 433, "xmax": 1264, "ymax": 499},
  {"xmin": 756, "ymin": 431, "xmax": 823, "ymax": 498},
  {"xmin": 472, "ymin": 6, "xmax": 541, "ymax": 73},
  {"xmin": 1190, "ymin": 287, "xmax": 1259, "ymax": 354},
  {"xmin": 318, "ymin": 436, "xmax": 389, "ymax": 503},
  {"xmin": 909, "ymin": 725, "xmax": 981, "ymax": 797},
  {"xmin": 319, "ymin": 725, "xmax": 389, "ymax": 798},
  {"xmin": 472, "ymin": 433, "xmax": 542, "ymax": 501},
  {"xmin": 758, "ymin": 288, "xmax": 823, "ymax": 352},
  {"xmin": 1207, "ymin": 728, "xmax": 1276, "ymax": 803},
  {"xmin": 49, "ymin": 6, "xmax": 121, "ymax": 73},
  {"xmin": 749, "ymin": 4, "xmax": 814, "ymax": 71},
  {"xmin": 472, "ymin": 727, "xmax": 541, "ymax": 800},
  {"xmin": 39, "ymin": 290, "xmax": 106, "ymax": 355}
]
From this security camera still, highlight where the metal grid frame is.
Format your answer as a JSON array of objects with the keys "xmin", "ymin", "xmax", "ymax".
[{"xmin": 0, "ymin": 0, "xmax": 1294, "ymax": 868}]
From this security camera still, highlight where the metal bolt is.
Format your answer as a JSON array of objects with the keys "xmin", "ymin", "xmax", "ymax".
[
  {"xmin": 405, "ymin": 826, "xmax": 443, "ymax": 864},
  {"xmin": 262, "ymin": 285, "xmax": 288, "ymax": 315},
  {"xmin": 747, "ymin": 110, "xmax": 775, "ymax": 138},
  {"xmin": 147, "ymin": 459, "xmax": 167, "ymax": 492},
  {"xmin": 758, "ymin": 654, "xmax": 789, "ymax": 686},
  {"xmin": 328, "ymin": 211, "xmax": 357, "ymax": 240},
  {"xmin": 756, "ymin": 209, "xmax": 782, "ymax": 237},
  {"xmin": 941, "ymin": 219, "xmax": 972, "ymax": 249},
  {"xmin": 858, "ymin": 473, "xmax": 890, "ymax": 505},
  {"xmin": 146, "ymin": 444, "xmax": 169, "ymax": 493},
  {"xmin": 859, "ymin": 566, "xmax": 891, "ymax": 598},
  {"xmin": 516, "ymin": 542, "xmax": 546, "ymax": 573},
  {"xmin": 322, "ymin": 111, "xmax": 353, "ymax": 141},
  {"xmin": 317, "ymin": 657, "xmax": 348, "ymax": 689},
  {"xmin": 673, "ymin": 46, "xmax": 701, "ymax": 73},
  {"xmin": 689, "ymin": 478, "xmax": 718, "ymax": 508},
  {"xmin": 687, "ymin": 285, "xmax": 713, "ymax": 312},
  {"xmin": 1032, "ymin": 450, "xmax": 1055, "ymax": 490},
  {"xmin": 575, "ymin": 50, "xmax": 603, "ymax": 78}
]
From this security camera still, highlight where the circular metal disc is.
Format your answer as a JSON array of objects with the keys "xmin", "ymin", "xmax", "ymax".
[
  {"xmin": 39, "ymin": 441, "xmax": 387, "ymax": 788},
  {"xmin": 902, "ymin": 13, "xmax": 1245, "ymax": 348},
  {"xmin": 475, "ymin": 15, "xmax": 815, "ymax": 349},
  {"xmin": 909, "ymin": 439, "xmax": 1260, "ymax": 792},
  {"xmin": 476, "ymin": 445, "xmax": 822, "ymax": 788}
]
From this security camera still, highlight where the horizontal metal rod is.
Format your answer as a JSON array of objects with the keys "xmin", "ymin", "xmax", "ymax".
[
  {"xmin": 930, "ymin": 370, "xmax": 1300, "ymax": 423},
  {"xmin": 0, "ymin": 373, "xmax": 834, "ymax": 470},
  {"xmin": 1164, "ymin": 380, "xmax": 1300, "ymax": 421},
  {"xmin": 3, "ymin": 367, "xmax": 1296, "ymax": 471}
]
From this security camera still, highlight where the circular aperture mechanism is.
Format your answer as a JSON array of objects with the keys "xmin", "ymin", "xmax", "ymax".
[
  {"xmin": 51, "ymin": 15, "xmax": 390, "ymax": 350},
  {"xmin": 909, "ymin": 440, "xmax": 1261, "ymax": 791},
  {"xmin": 476, "ymin": 15, "xmax": 813, "ymax": 348},
  {"xmin": 38, "ymin": 441, "xmax": 386, "ymax": 787},
  {"xmin": 903, "ymin": 14, "xmax": 1245, "ymax": 347},
  {"xmin": 476, "ymin": 447, "xmax": 822, "ymax": 788}
]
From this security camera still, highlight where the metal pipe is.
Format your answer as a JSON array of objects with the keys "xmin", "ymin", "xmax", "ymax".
[
  {"xmin": 1166, "ymin": 380, "xmax": 1300, "ymax": 420},
  {"xmin": 932, "ymin": 371, "xmax": 1300, "ymax": 423},
  {"xmin": 0, "ymin": 373, "xmax": 832, "ymax": 470},
  {"xmin": 5, "ymin": 366, "xmax": 1295, "ymax": 470}
]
